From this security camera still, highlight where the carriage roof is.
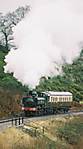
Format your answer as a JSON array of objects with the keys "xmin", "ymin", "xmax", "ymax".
[{"xmin": 43, "ymin": 91, "xmax": 72, "ymax": 96}]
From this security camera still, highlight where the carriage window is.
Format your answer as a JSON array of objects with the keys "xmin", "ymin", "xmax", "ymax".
[
  {"xmin": 51, "ymin": 97, "xmax": 53, "ymax": 102},
  {"xmin": 51, "ymin": 97, "xmax": 57, "ymax": 102},
  {"xmin": 59, "ymin": 97, "xmax": 62, "ymax": 102},
  {"xmin": 69, "ymin": 97, "xmax": 72, "ymax": 101},
  {"xmin": 54, "ymin": 97, "xmax": 57, "ymax": 102},
  {"xmin": 67, "ymin": 98, "xmax": 69, "ymax": 101}
]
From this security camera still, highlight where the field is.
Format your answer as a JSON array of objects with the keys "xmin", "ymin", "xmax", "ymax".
[{"xmin": 0, "ymin": 114, "xmax": 83, "ymax": 149}]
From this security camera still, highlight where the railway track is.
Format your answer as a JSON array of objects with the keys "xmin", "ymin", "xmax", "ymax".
[{"xmin": 0, "ymin": 111, "xmax": 83, "ymax": 132}]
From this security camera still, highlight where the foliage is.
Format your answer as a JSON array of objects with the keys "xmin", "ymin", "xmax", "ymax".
[
  {"xmin": 36, "ymin": 50, "xmax": 83, "ymax": 101},
  {"xmin": 57, "ymin": 117, "xmax": 83, "ymax": 145},
  {"xmin": 0, "ymin": 46, "xmax": 28, "ymax": 91},
  {"xmin": 0, "ymin": 5, "xmax": 30, "ymax": 50},
  {"xmin": 0, "ymin": 46, "xmax": 29, "ymax": 117}
]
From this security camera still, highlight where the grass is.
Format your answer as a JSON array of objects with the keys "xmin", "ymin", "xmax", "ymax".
[
  {"xmin": 0, "ymin": 127, "xmax": 33, "ymax": 149},
  {"xmin": 0, "ymin": 115, "xmax": 83, "ymax": 149}
]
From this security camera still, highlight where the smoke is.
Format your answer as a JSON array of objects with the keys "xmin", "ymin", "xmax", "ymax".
[{"xmin": 4, "ymin": 0, "xmax": 83, "ymax": 88}]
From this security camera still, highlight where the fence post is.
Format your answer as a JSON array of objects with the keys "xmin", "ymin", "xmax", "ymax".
[
  {"xmin": 34, "ymin": 128, "xmax": 37, "ymax": 137},
  {"xmin": 19, "ymin": 117, "xmax": 20, "ymax": 125},
  {"xmin": 42, "ymin": 126, "xmax": 45, "ymax": 134}
]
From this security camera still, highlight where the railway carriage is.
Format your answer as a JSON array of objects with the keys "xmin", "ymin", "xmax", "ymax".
[
  {"xmin": 46, "ymin": 91, "xmax": 72, "ymax": 103},
  {"xmin": 43, "ymin": 91, "xmax": 72, "ymax": 113}
]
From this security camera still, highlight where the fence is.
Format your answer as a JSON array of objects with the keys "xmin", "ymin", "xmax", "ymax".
[
  {"xmin": 23, "ymin": 124, "xmax": 47, "ymax": 137},
  {"xmin": 11, "ymin": 117, "xmax": 24, "ymax": 126},
  {"xmin": 0, "ymin": 117, "xmax": 24, "ymax": 127}
]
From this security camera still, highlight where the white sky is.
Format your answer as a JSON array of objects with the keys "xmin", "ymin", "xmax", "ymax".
[{"xmin": 0, "ymin": 0, "xmax": 30, "ymax": 13}]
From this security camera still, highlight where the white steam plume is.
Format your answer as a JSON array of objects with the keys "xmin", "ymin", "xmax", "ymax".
[{"xmin": 4, "ymin": 0, "xmax": 83, "ymax": 88}]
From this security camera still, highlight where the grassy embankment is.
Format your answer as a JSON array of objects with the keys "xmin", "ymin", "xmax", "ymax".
[{"xmin": 0, "ymin": 115, "xmax": 83, "ymax": 149}]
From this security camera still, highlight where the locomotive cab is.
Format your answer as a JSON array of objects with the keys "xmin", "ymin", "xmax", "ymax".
[{"xmin": 21, "ymin": 95, "xmax": 37, "ymax": 116}]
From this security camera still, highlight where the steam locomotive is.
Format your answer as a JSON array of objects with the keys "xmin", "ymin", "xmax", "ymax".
[{"xmin": 21, "ymin": 91, "xmax": 73, "ymax": 116}]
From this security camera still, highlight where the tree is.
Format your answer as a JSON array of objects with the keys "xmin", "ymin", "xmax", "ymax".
[
  {"xmin": 0, "ymin": 5, "xmax": 30, "ymax": 50},
  {"xmin": 36, "ymin": 50, "xmax": 83, "ymax": 101}
]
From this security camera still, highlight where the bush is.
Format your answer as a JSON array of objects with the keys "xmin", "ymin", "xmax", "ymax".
[{"xmin": 57, "ymin": 120, "xmax": 83, "ymax": 145}]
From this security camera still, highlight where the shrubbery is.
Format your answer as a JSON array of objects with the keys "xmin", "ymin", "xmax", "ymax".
[
  {"xmin": 0, "ymin": 46, "xmax": 29, "ymax": 117},
  {"xmin": 57, "ymin": 117, "xmax": 83, "ymax": 145}
]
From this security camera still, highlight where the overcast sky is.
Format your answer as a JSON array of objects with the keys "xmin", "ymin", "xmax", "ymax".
[{"xmin": 0, "ymin": 0, "xmax": 30, "ymax": 13}]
